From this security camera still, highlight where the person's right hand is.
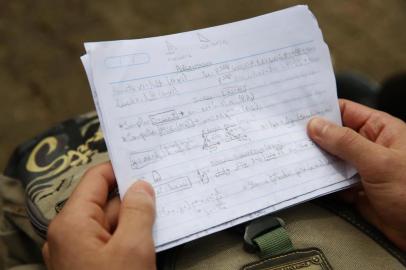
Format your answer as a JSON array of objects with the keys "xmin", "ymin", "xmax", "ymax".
[{"xmin": 307, "ymin": 99, "xmax": 406, "ymax": 251}]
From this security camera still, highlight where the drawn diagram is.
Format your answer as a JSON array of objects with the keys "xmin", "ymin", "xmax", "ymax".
[
  {"xmin": 165, "ymin": 40, "xmax": 177, "ymax": 54},
  {"xmin": 152, "ymin": 170, "xmax": 163, "ymax": 183},
  {"xmin": 197, "ymin": 32, "xmax": 210, "ymax": 43},
  {"xmin": 197, "ymin": 169, "xmax": 210, "ymax": 184},
  {"xmin": 155, "ymin": 176, "xmax": 192, "ymax": 197}
]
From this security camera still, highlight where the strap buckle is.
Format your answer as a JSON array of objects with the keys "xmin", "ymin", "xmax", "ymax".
[{"xmin": 244, "ymin": 216, "xmax": 292, "ymax": 257}]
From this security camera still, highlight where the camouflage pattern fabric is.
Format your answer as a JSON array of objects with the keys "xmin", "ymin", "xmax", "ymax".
[
  {"xmin": 1, "ymin": 111, "xmax": 108, "ymax": 270},
  {"xmin": 0, "ymin": 174, "xmax": 44, "ymax": 270}
]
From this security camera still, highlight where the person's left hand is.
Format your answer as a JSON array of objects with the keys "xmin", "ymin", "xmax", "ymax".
[{"xmin": 42, "ymin": 162, "xmax": 156, "ymax": 270}]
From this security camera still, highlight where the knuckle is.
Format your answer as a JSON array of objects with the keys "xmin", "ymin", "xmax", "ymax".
[
  {"xmin": 81, "ymin": 162, "xmax": 111, "ymax": 180},
  {"xmin": 82, "ymin": 164, "xmax": 101, "ymax": 179},
  {"xmin": 337, "ymin": 127, "xmax": 358, "ymax": 147},
  {"xmin": 377, "ymin": 151, "xmax": 395, "ymax": 169},
  {"xmin": 360, "ymin": 112, "xmax": 386, "ymax": 138}
]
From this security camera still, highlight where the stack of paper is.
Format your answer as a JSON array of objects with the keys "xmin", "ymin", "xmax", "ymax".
[{"xmin": 81, "ymin": 5, "xmax": 356, "ymax": 251}]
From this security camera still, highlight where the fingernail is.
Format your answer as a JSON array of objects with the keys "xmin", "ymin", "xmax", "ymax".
[
  {"xmin": 308, "ymin": 117, "xmax": 329, "ymax": 138},
  {"xmin": 130, "ymin": 180, "xmax": 155, "ymax": 198}
]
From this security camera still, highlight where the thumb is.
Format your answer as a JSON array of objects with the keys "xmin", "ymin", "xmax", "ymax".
[
  {"xmin": 307, "ymin": 117, "xmax": 385, "ymax": 172},
  {"xmin": 113, "ymin": 180, "xmax": 156, "ymax": 246}
]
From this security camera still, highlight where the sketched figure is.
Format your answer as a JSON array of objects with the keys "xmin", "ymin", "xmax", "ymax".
[
  {"xmin": 165, "ymin": 40, "xmax": 177, "ymax": 54},
  {"xmin": 197, "ymin": 169, "xmax": 210, "ymax": 184},
  {"xmin": 152, "ymin": 170, "xmax": 162, "ymax": 183},
  {"xmin": 197, "ymin": 32, "xmax": 210, "ymax": 43}
]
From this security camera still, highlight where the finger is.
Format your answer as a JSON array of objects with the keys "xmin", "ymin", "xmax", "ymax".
[
  {"xmin": 66, "ymin": 162, "xmax": 116, "ymax": 211},
  {"xmin": 339, "ymin": 99, "xmax": 405, "ymax": 145},
  {"xmin": 42, "ymin": 242, "xmax": 51, "ymax": 270},
  {"xmin": 104, "ymin": 196, "xmax": 121, "ymax": 232},
  {"xmin": 339, "ymin": 99, "xmax": 377, "ymax": 131},
  {"xmin": 56, "ymin": 162, "xmax": 117, "ymax": 232},
  {"xmin": 112, "ymin": 180, "xmax": 155, "ymax": 246},
  {"xmin": 307, "ymin": 117, "xmax": 387, "ymax": 171}
]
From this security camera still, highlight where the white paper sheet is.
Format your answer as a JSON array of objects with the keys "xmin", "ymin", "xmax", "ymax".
[{"xmin": 82, "ymin": 5, "xmax": 357, "ymax": 251}]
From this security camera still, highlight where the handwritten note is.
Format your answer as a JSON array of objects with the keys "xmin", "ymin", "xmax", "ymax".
[{"xmin": 82, "ymin": 5, "xmax": 356, "ymax": 251}]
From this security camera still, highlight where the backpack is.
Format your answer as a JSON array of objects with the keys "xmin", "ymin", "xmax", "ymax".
[{"xmin": 1, "ymin": 112, "xmax": 405, "ymax": 270}]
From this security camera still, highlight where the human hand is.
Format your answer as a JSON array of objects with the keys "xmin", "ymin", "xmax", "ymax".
[
  {"xmin": 42, "ymin": 162, "xmax": 156, "ymax": 270},
  {"xmin": 307, "ymin": 99, "xmax": 406, "ymax": 251}
]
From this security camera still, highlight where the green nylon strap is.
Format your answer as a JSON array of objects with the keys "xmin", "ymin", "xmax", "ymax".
[{"xmin": 253, "ymin": 226, "xmax": 294, "ymax": 257}]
